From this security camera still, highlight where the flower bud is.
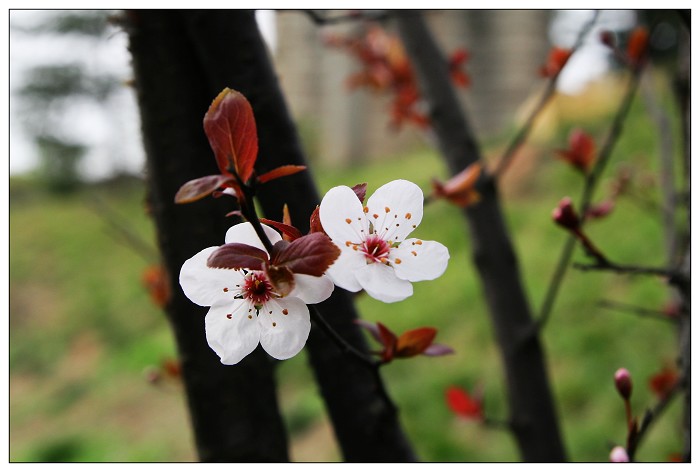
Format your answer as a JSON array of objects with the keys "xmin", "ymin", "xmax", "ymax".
[
  {"xmin": 600, "ymin": 30, "xmax": 617, "ymax": 48},
  {"xmin": 552, "ymin": 197, "xmax": 580, "ymax": 231},
  {"xmin": 614, "ymin": 368, "xmax": 633, "ymax": 400},
  {"xmin": 609, "ymin": 446, "xmax": 630, "ymax": 462}
]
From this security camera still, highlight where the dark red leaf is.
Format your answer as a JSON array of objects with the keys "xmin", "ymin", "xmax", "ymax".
[
  {"xmin": 174, "ymin": 174, "xmax": 235, "ymax": 204},
  {"xmin": 257, "ymin": 165, "xmax": 307, "ymax": 184},
  {"xmin": 354, "ymin": 319, "xmax": 384, "ymax": 345},
  {"xmin": 351, "ymin": 183, "xmax": 368, "ymax": 203},
  {"xmin": 270, "ymin": 233, "xmax": 340, "ymax": 277},
  {"xmin": 207, "ymin": 243, "xmax": 269, "ymax": 270},
  {"xmin": 203, "ymin": 88, "xmax": 258, "ymax": 183},
  {"xmin": 555, "ymin": 129, "xmax": 596, "ymax": 173},
  {"xmin": 395, "ymin": 327, "xmax": 437, "ymax": 358},
  {"xmin": 266, "ymin": 264, "xmax": 295, "ymax": 298},
  {"xmin": 377, "ymin": 322, "xmax": 398, "ymax": 363},
  {"xmin": 259, "ymin": 218, "xmax": 303, "ymax": 241}
]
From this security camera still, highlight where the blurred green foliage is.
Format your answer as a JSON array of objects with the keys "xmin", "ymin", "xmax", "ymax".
[{"xmin": 9, "ymin": 73, "xmax": 686, "ymax": 462}]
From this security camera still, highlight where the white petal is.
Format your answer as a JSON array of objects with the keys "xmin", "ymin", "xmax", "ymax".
[
  {"xmin": 179, "ymin": 246, "xmax": 245, "ymax": 306},
  {"xmin": 205, "ymin": 301, "xmax": 261, "ymax": 365},
  {"xmin": 391, "ymin": 239, "xmax": 450, "ymax": 282},
  {"xmin": 258, "ymin": 298, "xmax": 310, "ymax": 360},
  {"xmin": 325, "ymin": 246, "xmax": 367, "ymax": 292},
  {"xmin": 224, "ymin": 222, "xmax": 282, "ymax": 251},
  {"xmin": 365, "ymin": 179, "xmax": 424, "ymax": 243},
  {"xmin": 319, "ymin": 185, "xmax": 370, "ymax": 245},
  {"xmin": 354, "ymin": 262, "xmax": 413, "ymax": 303},
  {"xmin": 289, "ymin": 274, "xmax": 334, "ymax": 304}
]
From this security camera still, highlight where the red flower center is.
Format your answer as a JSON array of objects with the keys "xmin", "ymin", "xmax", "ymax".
[
  {"xmin": 362, "ymin": 235, "xmax": 391, "ymax": 263},
  {"xmin": 242, "ymin": 271, "xmax": 274, "ymax": 305}
]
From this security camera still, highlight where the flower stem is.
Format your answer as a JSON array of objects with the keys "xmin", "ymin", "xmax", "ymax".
[{"xmin": 309, "ymin": 305, "xmax": 379, "ymax": 369}]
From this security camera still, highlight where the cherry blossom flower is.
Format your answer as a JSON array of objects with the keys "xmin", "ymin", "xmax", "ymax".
[
  {"xmin": 179, "ymin": 223, "xmax": 334, "ymax": 365},
  {"xmin": 319, "ymin": 179, "xmax": 449, "ymax": 303}
]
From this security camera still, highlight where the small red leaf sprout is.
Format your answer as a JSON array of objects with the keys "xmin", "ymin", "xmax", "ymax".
[
  {"xmin": 552, "ymin": 197, "xmax": 608, "ymax": 264},
  {"xmin": 626, "ymin": 26, "xmax": 650, "ymax": 70},
  {"xmin": 539, "ymin": 46, "xmax": 572, "ymax": 78},
  {"xmin": 356, "ymin": 320, "xmax": 454, "ymax": 364},
  {"xmin": 325, "ymin": 24, "xmax": 470, "ymax": 131},
  {"xmin": 600, "ymin": 26, "xmax": 650, "ymax": 71},
  {"xmin": 445, "ymin": 385, "xmax": 484, "ymax": 422},
  {"xmin": 141, "ymin": 264, "xmax": 171, "ymax": 309},
  {"xmin": 555, "ymin": 128, "xmax": 596, "ymax": 174},
  {"xmin": 431, "ymin": 163, "xmax": 482, "ymax": 208},
  {"xmin": 648, "ymin": 365, "xmax": 679, "ymax": 400}
]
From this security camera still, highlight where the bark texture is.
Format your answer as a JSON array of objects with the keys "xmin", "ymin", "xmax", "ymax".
[
  {"xmin": 128, "ymin": 10, "xmax": 289, "ymax": 461},
  {"xmin": 396, "ymin": 11, "xmax": 567, "ymax": 462}
]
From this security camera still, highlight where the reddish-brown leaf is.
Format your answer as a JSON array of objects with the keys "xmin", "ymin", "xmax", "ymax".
[
  {"xmin": 376, "ymin": 322, "xmax": 398, "ymax": 363},
  {"xmin": 445, "ymin": 386, "xmax": 483, "ymax": 420},
  {"xmin": 648, "ymin": 366, "xmax": 679, "ymax": 400},
  {"xmin": 309, "ymin": 206, "xmax": 326, "ymax": 235},
  {"xmin": 203, "ymin": 88, "xmax": 258, "ymax": 183},
  {"xmin": 266, "ymin": 264, "xmax": 295, "ymax": 298},
  {"xmin": 351, "ymin": 183, "xmax": 368, "ymax": 203},
  {"xmin": 207, "ymin": 243, "xmax": 269, "ymax": 270},
  {"xmin": 270, "ymin": 233, "xmax": 340, "ymax": 277},
  {"xmin": 174, "ymin": 174, "xmax": 235, "ymax": 204},
  {"xmin": 141, "ymin": 265, "xmax": 171, "ymax": 308},
  {"xmin": 627, "ymin": 27, "xmax": 649, "ymax": 68},
  {"xmin": 432, "ymin": 163, "xmax": 482, "ymax": 207},
  {"xmin": 257, "ymin": 165, "xmax": 307, "ymax": 184},
  {"xmin": 539, "ymin": 46, "xmax": 572, "ymax": 78},
  {"xmin": 555, "ymin": 129, "xmax": 596, "ymax": 173},
  {"xmin": 259, "ymin": 218, "xmax": 303, "ymax": 242},
  {"xmin": 395, "ymin": 327, "xmax": 437, "ymax": 358}
]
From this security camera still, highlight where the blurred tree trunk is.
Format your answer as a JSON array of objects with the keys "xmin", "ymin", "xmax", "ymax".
[
  {"xmin": 128, "ymin": 10, "xmax": 289, "ymax": 462},
  {"xmin": 395, "ymin": 11, "xmax": 567, "ymax": 462},
  {"xmin": 129, "ymin": 9, "xmax": 416, "ymax": 462}
]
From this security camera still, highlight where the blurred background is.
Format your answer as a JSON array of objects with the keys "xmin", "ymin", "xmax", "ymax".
[{"xmin": 9, "ymin": 9, "xmax": 687, "ymax": 461}]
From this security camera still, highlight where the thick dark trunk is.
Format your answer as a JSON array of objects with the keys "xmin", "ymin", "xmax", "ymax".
[
  {"xmin": 131, "ymin": 9, "xmax": 416, "ymax": 462},
  {"xmin": 128, "ymin": 11, "xmax": 289, "ymax": 462},
  {"xmin": 395, "ymin": 11, "xmax": 567, "ymax": 462}
]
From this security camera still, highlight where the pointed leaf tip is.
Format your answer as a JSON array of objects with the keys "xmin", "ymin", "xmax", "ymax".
[{"xmin": 204, "ymin": 88, "xmax": 258, "ymax": 182}]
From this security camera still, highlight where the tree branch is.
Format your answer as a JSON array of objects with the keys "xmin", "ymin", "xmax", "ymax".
[
  {"xmin": 396, "ymin": 10, "xmax": 566, "ymax": 462},
  {"xmin": 493, "ymin": 11, "xmax": 600, "ymax": 177}
]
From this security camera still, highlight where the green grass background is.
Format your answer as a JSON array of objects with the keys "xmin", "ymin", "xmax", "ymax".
[{"xmin": 9, "ymin": 76, "xmax": 686, "ymax": 462}]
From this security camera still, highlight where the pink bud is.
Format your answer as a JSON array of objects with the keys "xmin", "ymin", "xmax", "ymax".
[
  {"xmin": 609, "ymin": 446, "xmax": 629, "ymax": 462},
  {"xmin": 552, "ymin": 197, "xmax": 580, "ymax": 231},
  {"xmin": 614, "ymin": 368, "xmax": 633, "ymax": 400}
]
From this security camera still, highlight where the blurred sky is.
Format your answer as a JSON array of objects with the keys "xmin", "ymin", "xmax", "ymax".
[{"xmin": 8, "ymin": 9, "xmax": 635, "ymax": 181}]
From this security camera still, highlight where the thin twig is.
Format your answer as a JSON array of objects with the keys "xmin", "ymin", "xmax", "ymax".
[
  {"xmin": 309, "ymin": 305, "xmax": 379, "ymax": 369},
  {"xmin": 573, "ymin": 260, "xmax": 684, "ymax": 281},
  {"xmin": 87, "ymin": 194, "xmax": 158, "ymax": 263},
  {"xmin": 537, "ymin": 56, "xmax": 645, "ymax": 330},
  {"xmin": 302, "ymin": 9, "xmax": 389, "ymax": 26},
  {"xmin": 597, "ymin": 299, "xmax": 678, "ymax": 324},
  {"xmin": 493, "ymin": 11, "xmax": 600, "ymax": 177},
  {"xmin": 627, "ymin": 378, "xmax": 684, "ymax": 461}
]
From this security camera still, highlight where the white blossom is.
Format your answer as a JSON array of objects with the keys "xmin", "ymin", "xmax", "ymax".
[
  {"xmin": 179, "ymin": 223, "xmax": 333, "ymax": 364},
  {"xmin": 320, "ymin": 179, "xmax": 449, "ymax": 303}
]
